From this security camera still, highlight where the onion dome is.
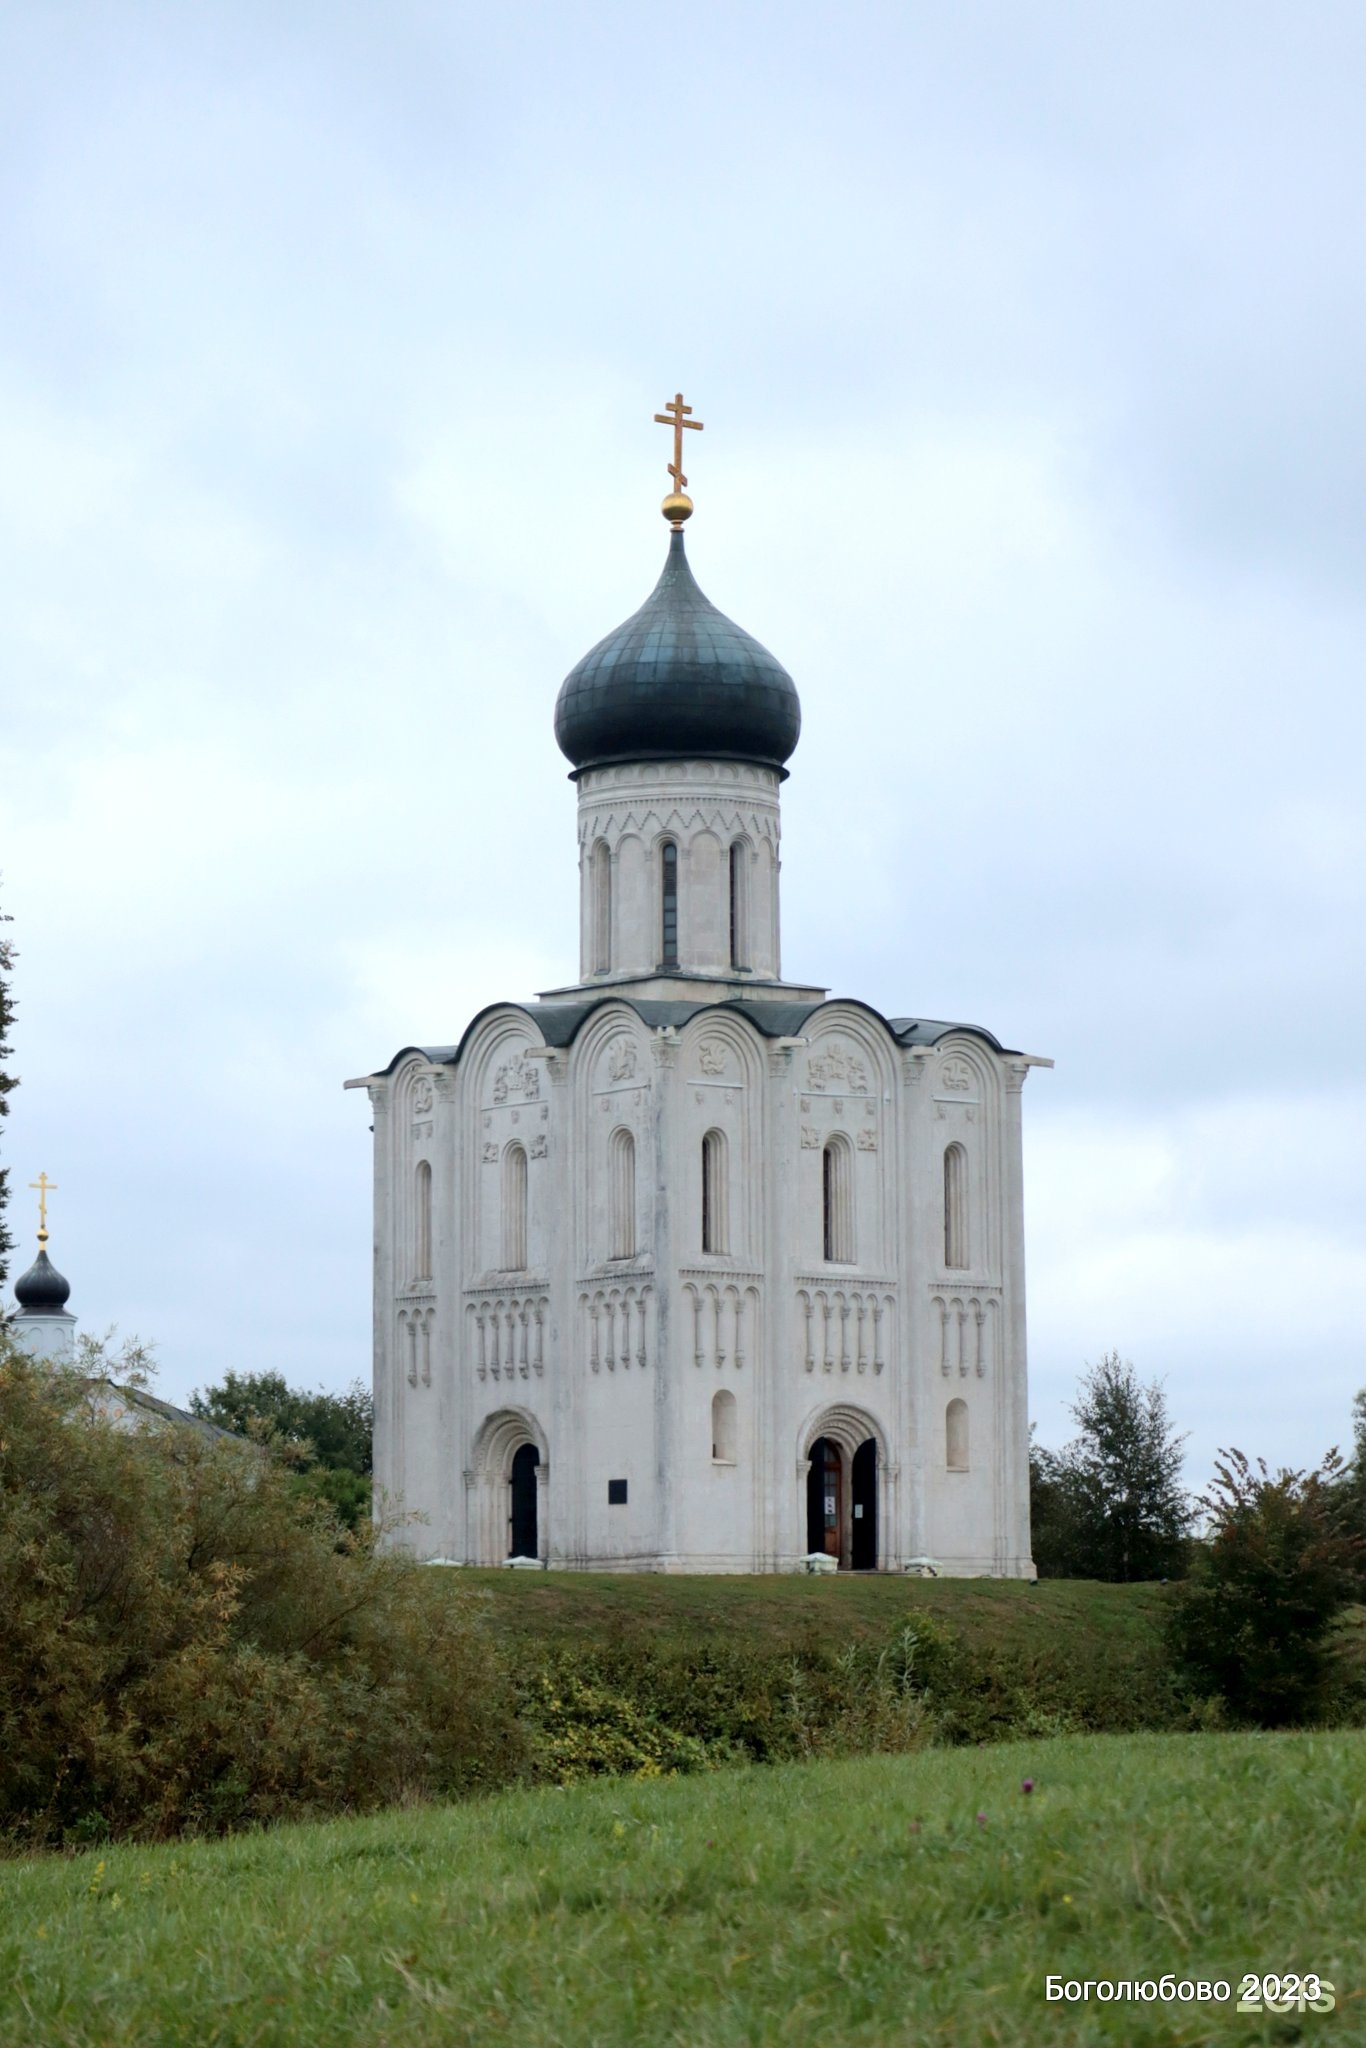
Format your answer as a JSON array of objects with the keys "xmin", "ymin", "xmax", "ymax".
[
  {"xmin": 14, "ymin": 1247, "xmax": 72, "ymax": 1315},
  {"xmin": 554, "ymin": 530, "xmax": 801, "ymax": 777}
]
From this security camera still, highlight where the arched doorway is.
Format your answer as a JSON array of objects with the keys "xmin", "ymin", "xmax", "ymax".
[
  {"xmin": 470, "ymin": 1408, "xmax": 548, "ymax": 1565},
  {"xmin": 509, "ymin": 1442, "xmax": 539, "ymax": 1558},
  {"xmin": 800, "ymin": 1409, "xmax": 886, "ymax": 1570}
]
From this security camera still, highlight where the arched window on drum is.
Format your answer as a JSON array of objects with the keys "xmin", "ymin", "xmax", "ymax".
[{"xmin": 591, "ymin": 839, "xmax": 612, "ymax": 973}]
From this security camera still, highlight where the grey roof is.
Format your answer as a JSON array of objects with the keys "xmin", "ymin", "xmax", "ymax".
[
  {"xmin": 368, "ymin": 994, "xmax": 1016, "ymax": 1080},
  {"xmin": 88, "ymin": 1379, "xmax": 248, "ymax": 1445},
  {"xmin": 553, "ymin": 529, "xmax": 801, "ymax": 776}
]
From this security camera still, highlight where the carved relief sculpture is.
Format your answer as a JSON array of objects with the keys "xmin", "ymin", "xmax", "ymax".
[{"xmin": 493, "ymin": 1053, "xmax": 541, "ymax": 1103}]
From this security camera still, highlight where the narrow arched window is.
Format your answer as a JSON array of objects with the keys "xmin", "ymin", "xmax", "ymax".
[
  {"xmin": 502, "ymin": 1143, "xmax": 527, "ymax": 1271},
  {"xmin": 660, "ymin": 839, "xmax": 679, "ymax": 967},
  {"xmin": 728, "ymin": 841, "xmax": 748, "ymax": 969},
  {"xmin": 701, "ymin": 1128, "xmax": 729, "ymax": 1254},
  {"xmin": 609, "ymin": 1127, "xmax": 636, "ymax": 1259},
  {"xmin": 413, "ymin": 1159, "xmax": 432, "ymax": 1282},
  {"xmin": 944, "ymin": 1143, "xmax": 968, "ymax": 1269},
  {"xmin": 822, "ymin": 1136, "xmax": 854, "ymax": 1263},
  {"xmin": 711, "ymin": 1388, "xmax": 737, "ymax": 1463},
  {"xmin": 591, "ymin": 839, "xmax": 612, "ymax": 973},
  {"xmin": 946, "ymin": 1398, "xmax": 969, "ymax": 1471}
]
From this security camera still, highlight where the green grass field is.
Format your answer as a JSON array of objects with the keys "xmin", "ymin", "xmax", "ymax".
[
  {"xmin": 3, "ymin": 1729, "xmax": 1362, "ymax": 2047},
  {"xmin": 457, "ymin": 1565, "xmax": 1170, "ymax": 1659}
]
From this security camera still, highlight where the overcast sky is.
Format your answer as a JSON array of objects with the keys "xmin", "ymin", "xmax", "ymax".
[{"xmin": 3, "ymin": 1, "xmax": 1363, "ymax": 1485}]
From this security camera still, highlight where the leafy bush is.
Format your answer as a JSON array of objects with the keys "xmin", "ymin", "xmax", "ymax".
[
  {"xmin": 1167, "ymin": 1447, "xmax": 1364, "ymax": 1726},
  {"xmin": 520, "ymin": 1668, "xmax": 725, "ymax": 1782},
  {"xmin": 0, "ymin": 1342, "xmax": 522, "ymax": 1844},
  {"xmin": 510, "ymin": 1602, "xmax": 1181, "ymax": 1781}
]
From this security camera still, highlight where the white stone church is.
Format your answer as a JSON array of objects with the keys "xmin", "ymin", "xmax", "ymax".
[{"xmin": 350, "ymin": 449, "xmax": 1046, "ymax": 1575}]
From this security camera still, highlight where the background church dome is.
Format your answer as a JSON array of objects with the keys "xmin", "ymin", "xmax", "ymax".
[
  {"xmin": 14, "ymin": 1248, "xmax": 71, "ymax": 1314},
  {"xmin": 554, "ymin": 530, "xmax": 801, "ymax": 776}
]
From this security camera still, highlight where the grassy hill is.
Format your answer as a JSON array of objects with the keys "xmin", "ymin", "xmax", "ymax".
[
  {"xmin": 448, "ymin": 1572, "xmax": 1183, "ymax": 1767},
  {"xmin": 460, "ymin": 1565, "xmax": 1168, "ymax": 1659},
  {"xmin": 3, "ymin": 1729, "xmax": 1361, "ymax": 2046}
]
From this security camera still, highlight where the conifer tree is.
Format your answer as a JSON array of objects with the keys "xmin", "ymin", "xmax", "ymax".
[
  {"xmin": 1031, "ymin": 1352, "xmax": 1191, "ymax": 1580},
  {"xmin": 0, "ymin": 886, "xmax": 16, "ymax": 1289}
]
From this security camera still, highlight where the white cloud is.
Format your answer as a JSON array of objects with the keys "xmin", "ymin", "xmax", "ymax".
[{"xmin": 2, "ymin": 1, "xmax": 1362, "ymax": 1485}]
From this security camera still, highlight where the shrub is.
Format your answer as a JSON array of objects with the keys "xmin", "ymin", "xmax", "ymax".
[
  {"xmin": 0, "ymin": 1342, "xmax": 523, "ymax": 1844},
  {"xmin": 521, "ymin": 1668, "xmax": 724, "ymax": 1782},
  {"xmin": 1167, "ymin": 1447, "xmax": 1364, "ymax": 1726}
]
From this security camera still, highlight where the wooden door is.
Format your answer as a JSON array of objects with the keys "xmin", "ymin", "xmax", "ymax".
[{"xmin": 806, "ymin": 1436, "xmax": 842, "ymax": 1559}]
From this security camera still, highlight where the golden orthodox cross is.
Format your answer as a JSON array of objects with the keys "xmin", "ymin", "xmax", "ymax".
[
  {"xmin": 653, "ymin": 391, "xmax": 704, "ymax": 493},
  {"xmin": 29, "ymin": 1171, "xmax": 56, "ymax": 1244}
]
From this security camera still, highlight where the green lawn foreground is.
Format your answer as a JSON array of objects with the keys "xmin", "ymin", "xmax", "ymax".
[{"xmin": 2, "ymin": 1730, "xmax": 1362, "ymax": 2048}]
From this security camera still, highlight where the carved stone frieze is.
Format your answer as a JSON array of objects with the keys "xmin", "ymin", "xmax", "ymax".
[
  {"xmin": 808, "ymin": 1042, "xmax": 868, "ymax": 1094},
  {"xmin": 607, "ymin": 1037, "xmax": 638, "ymax": 1082},
  {"xmin": 493, "ymin": 1052, "xmax": 540, "ymax": 1103},
  {"xmin": 698, "ymin": 1038, "xmax": 727, "ymax": 1076}
]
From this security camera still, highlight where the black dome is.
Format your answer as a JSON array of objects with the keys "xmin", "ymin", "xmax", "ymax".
[
  {"xmin": 554, "ymin": 530, "xmax": 801, "ymax": 776},
  {"xmin": 14, "ymin": 1247, "xmax": 71, "ymax": 1315}
]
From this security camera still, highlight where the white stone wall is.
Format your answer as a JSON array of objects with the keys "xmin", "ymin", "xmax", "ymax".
[
  {"xmin": 575, "ymin": 760, "xmax": 783, "ymax": 981},
  {"xmin": 9, "ymin": 1309, "xmax": 76, "ymax": 1364},
  {"xmin": 366, "ymin": 998, "xmax": 1036, "ymax": 1578}
]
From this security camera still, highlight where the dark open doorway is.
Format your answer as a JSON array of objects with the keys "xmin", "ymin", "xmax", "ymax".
[
  {"xmin": 509, "ymin": 1442, "xmax": 539, "ymax": 1558},
  {"xmin": 851, "ymin": 1436, "xmax": 878, "ymax": 1570}
]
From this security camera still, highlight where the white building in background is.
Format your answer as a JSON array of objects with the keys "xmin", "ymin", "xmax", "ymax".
[
  {"xmin": 5, "ymin": 1190, "xmax": 236, "ymax": 1442},
  {"xmin": 350, "ymin": 446, "xmax": 1048, "ymax": 1574}
]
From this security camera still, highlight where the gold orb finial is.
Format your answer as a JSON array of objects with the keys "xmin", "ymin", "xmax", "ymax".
[{"xmin": 653, "ymin": 391, "xmax": 704, "ymax": 525}]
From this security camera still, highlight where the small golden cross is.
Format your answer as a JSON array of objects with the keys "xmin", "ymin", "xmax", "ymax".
[
  {"xmin": 653, "ymin": 391, "xmax": 704, "ymax": 494},
  {"xmin": 29, "ymin": 1171, "xmax": 57, "ymax": 1245}
]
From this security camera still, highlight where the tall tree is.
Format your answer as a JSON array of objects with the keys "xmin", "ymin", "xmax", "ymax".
[
  {"xmin": 1031, "ymin": 1352, "xmax": 1191, "ymax": 1581},
  {"xmin": 188, "ymin": 1370, "xmax": 373, "ymax": 1529},
  {"xmin": 0, "ymin": 886, "xmax": 16, "ymax": 1289},
  {"xmin": 1335, "ymin": 1386, "xmax": 1366, "ymax": 1579}
]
